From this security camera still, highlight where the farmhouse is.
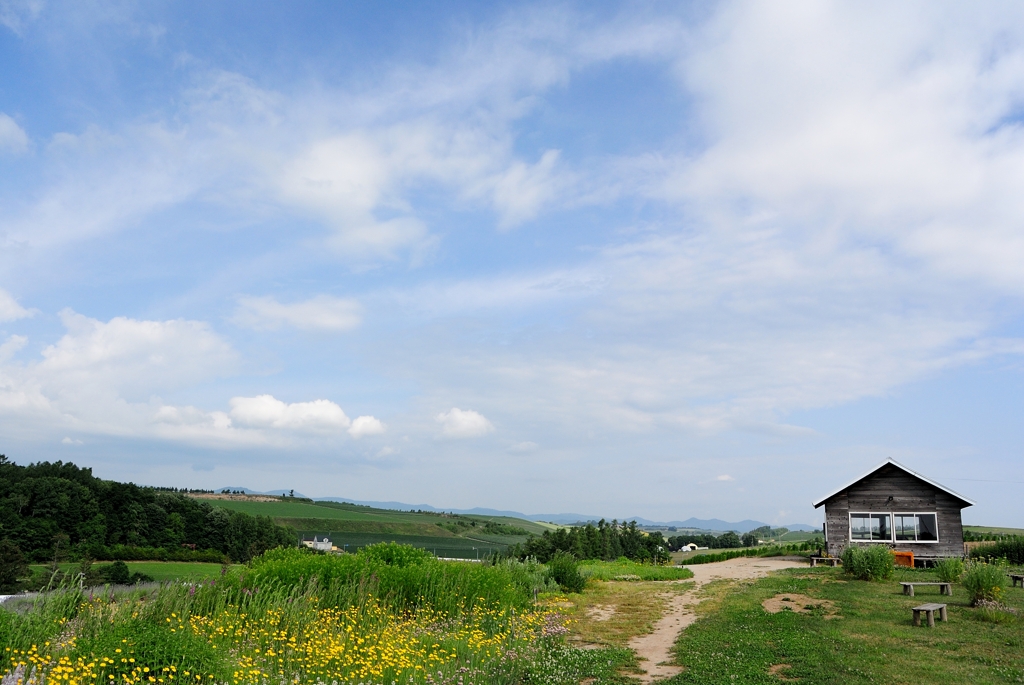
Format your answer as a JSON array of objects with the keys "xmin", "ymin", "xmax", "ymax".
[{"xmin": 813, "ymin": 459, "xmax": 973, "ymax": 562}]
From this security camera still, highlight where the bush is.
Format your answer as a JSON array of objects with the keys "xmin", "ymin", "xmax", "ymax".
[
  {"xmin": 545, "ymin": 551, "xmax": 586, "ymax": 593},
  {"xmin": 841, "ymin": 545, "xmax": 894, "ymax": 581},
  {"xmin": 962, "ymin": 560, "xmax": 1007, "ymax": 605},
  {"xmin": 970, "ymin": 537, "xmax": 1024, "ymax": 565},
  {"xmin": 934, "ymin": 557, "xmax": 965, "ymax": 583}
]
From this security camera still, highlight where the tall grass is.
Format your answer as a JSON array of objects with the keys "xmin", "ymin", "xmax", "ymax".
[
  {"xmin": 840, "ymin": 545, "xmax": 894, "ymax": 581},
  {"xmin": 1, "ymin": 544, "xmax": 594, "ymax": 685}
]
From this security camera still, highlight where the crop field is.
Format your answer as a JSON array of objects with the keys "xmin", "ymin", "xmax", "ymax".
[
  {"xmin": 289, "ymin": 530, "xmax": 508, "ymax": 559},
  {"xmin": 199, "ymin": 497, "xmax": 553, "ymax": 534},
  {"xmin": 197, "ymin": 497, "xmax": 550, "ymax": 557},
  {"xmin": 964, "ymin": 524, "xmax": 1024, "ymax": 536}
]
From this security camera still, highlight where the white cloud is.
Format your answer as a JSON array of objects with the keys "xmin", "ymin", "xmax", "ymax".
[
  {"xmin": 715, "ymin": 474, "xmax": 735, "ymax": 482},
  {"xmin": 435, "ymin": 407, "xmax": 495, "ymax": 438},
  {"xmin": 507, "ymin": 441, "xmax": 539, "ymax": 453},
  {"xmin": 348, "ymin": 415, "xmax": 386, "ymax": 439},
  {"xmin": 0, "ymin": 113, "xmax": 29, "ymax": 154},
  {"xmin": 229, "ymin": 395, "xmax": 351, "ymax": 432},
  {"xmin": 233, "ymin": 295, "xmax": 362, "ymax": 332},
  {"xmin": 37, "ymin": 309, "xmax": 235, "ymax": 399},
  {"xmin": 61, "ymin": 437, "xmax": 83, "ymax": 445},
  {"xmin": 0, "ymin": 0, "xmax": 43, "ymax": 34},
  {"xmin": 0, "ymin": 335, "xmax": 27, "ymax": 362},
  {"xmin": 0, "ymin": 289, "xmax": 32, "ymax": 322}
]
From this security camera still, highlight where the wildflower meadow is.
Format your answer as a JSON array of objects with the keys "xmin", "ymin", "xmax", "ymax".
[{"xmin": 1, "ymin": 544, "xmax": 635, "ymax": 685}]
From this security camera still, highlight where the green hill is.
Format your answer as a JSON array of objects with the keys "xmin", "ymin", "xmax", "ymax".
[{"xmin": 195, "ymin": 496, "xmax": 547, "ymax": 558}]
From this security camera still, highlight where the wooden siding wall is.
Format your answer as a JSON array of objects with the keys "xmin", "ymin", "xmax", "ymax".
[{"xmin": 823, "ymin": 464, "xmax": 966, "ymax": 557}]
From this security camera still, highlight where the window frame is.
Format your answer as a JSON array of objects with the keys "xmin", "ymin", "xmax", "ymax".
[
  {"xmin": 848, "ymin": 512, "xmax": 892, "ymax": 543},
  {"xmin": 892, "ymin": 512, "xmax": 939, "ymax": 544},
  {"xmin": 847, "ymin": 511, "xmax": 939, "ymax": 544}
]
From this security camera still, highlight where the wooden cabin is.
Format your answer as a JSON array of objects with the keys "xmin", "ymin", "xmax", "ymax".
[{"xmin": 813, "ymin": 460, "xmax": 973, "ymax": 562}]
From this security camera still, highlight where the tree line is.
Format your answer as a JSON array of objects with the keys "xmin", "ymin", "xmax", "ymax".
[
  {"xmin": 506, "ymin": 520, "xmax": 672, "ymax": 563},
  {"xmin": 0, "ymin": 456, "xmax": 294, "ymax": 568}
]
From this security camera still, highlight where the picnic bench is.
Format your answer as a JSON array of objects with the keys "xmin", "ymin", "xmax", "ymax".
[
  {"xmin": 912, "ymin": 602, "xmax": 947, "ymax": 627},
  {"xmin": 900, "ymin": 582, "xmax": 952, "ymax": 597},
  {"xmin": 1011, "ymin": 574, "xmax": 1024, "ymax": 588},
  {"xmin": 809, "ymin": 556, "xmax": 840, "ymax": 567}
]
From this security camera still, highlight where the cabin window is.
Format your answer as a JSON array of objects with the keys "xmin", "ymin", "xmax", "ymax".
[
  {"xmin": 849, "ymin": 513, "xmax": 890, "ymax": 541},
  {"xmin": 894, "ymin": 513, "xmax": 938, "ymax": 542}
]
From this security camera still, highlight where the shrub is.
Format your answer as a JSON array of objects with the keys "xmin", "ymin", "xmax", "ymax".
[
  {"xmin": 970, "ymin": 537, "xmax": 1024, "ymax": 565},
  {"xmin": 934, "ymin": 557, "xmax": 965, "ymax": 583},
  {"xmin": 962, "ymin": 560, "xmax": 1007, "ymax": 605},
  {"xmin": 545, "ymin": 551, "xmax": 586, "ymax": 593},
  {"xmin": 841, "ymin": 545, "xmax": 894, "ymax": 581}
]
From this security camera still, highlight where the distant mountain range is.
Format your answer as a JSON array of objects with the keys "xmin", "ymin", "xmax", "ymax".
[{"xmin": 217, "ymin": 487, "xmax": 817, "ymax": 533}]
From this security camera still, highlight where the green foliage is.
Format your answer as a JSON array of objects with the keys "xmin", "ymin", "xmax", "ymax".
[
  {"xmin": 243, "ymin": 545, "xmax": 533, "ymax": 614},
  {"xmin": 357, "ymin": 541, "xmax": 434, "ymax": 567},
  {"xmin": 0, "ymin": 456, "xmax": 293, "ymax": 563},
  {"xmin": 970, "ymin": 536, "xmax": 1024, "ymax": 565},
  {"xmin": 0, "ymin": 538, "xmax": 30, "ymax": 592},
  {"xmin": 962, "ymin": 560, "xmax": 1007, "ymax": 605},
  {"xmin": 668, "ymin": 531, "xmax": 744, "ymax": 550},
  {"xmin": 741, "ymin": 532, "xmax": 759, "ymax": 547},
  {"xmin": 545, "ymin": 551, "xmax": 586, "ymax": 593},
  {"xmin": 510, "ymin": 519, "xmax": 670, "ymax": 564},
  {"xmin": 840, "ymin": 545, "xmax": 894, "ymax": 581},
  {"xmin": 934, "ymin": 557, "xmax": 965, "ymax": 582}
]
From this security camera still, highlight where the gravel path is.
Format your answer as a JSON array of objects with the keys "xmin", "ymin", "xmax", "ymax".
[{"xmin": 627, "ymin": 556, "xmax": 807, "ymax": 683}]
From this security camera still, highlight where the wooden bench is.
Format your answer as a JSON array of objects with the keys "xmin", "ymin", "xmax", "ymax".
[
  {"xmin": 1011, "ymin": 574, "xmax": 1024, "ymax": 588},
  {"xmin": 912, "ymin": 602, "xmax": 947, "ymax": 627},
  {"xmin": 900, "ymin": 582, "xmax": 952, "ymax": 597},
  {"xmin": 809, "ymin": 557, "xmax": 840, "ymax": 567}
]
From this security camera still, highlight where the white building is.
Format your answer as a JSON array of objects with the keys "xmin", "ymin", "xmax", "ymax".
[{"xmin": 301, "ymin": 536, "xmax": 334, "ymax": 552}]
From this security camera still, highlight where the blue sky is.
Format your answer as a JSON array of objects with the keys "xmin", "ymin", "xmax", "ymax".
[{"xmin": 2, "ymin": 1, "xmax": 1024, "ymax": 527}]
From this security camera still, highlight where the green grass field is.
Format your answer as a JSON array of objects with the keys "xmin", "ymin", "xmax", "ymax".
[
  {"xmin": 29, "ymin": 561, "xmax": 228, "ymax": 582},
  {"xmin": 289, "ymin": 530, "xmax": 507, "ymax": 558},
  {"xmin": 964, "ymin": 524, "xmax": 1024, "ymax": 536},
  {"xmin": 668, "ymin": 565, "xmax": 1024, "ymax": 684},
  {"xmin": 197, "ymin": 497, "xmax": 552, "ymax": 556},
  {"xmin": 201, "ymin": 498, "xmax": 553, "ymax": 534}
]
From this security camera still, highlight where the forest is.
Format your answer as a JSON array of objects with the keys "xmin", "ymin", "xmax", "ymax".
[
  {"xmin": 508, "ymin": 519, "xmax": 672, "ymax": 563},
  {"xmin": 0, "ymin": 455, "xmax": 294, "ymax": 565}
]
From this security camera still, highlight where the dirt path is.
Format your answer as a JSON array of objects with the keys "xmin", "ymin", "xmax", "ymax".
[{"xmin": 627, "ymin": 556, "xmax": 806, "ymax": 683}]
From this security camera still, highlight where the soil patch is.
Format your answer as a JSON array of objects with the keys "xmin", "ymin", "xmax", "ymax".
[
  {"xmin": 762, "ymin": 593, "xmax": 839, "ymax": 619},
  {"xmin": 626, "ymin": 557, "xmax": 807, "ymax": 683},
  {"xmin": 768, "ymin": 663, "xmax": 797, "ymax": 681},
  {"xmin": 586, "ymin": 605, "xmax": 616, "ymax": 622}
]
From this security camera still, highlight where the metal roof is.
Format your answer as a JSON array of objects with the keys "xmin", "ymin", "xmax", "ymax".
[{"xmin": 812, "ymin": 458, "xmax": 975, "ymax": 509}]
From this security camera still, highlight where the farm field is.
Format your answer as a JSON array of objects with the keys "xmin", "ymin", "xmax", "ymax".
[
  {"xmin": 288, "ymin": 530, "xmax": 509, "ymax": 559},
  {"xmin": 197, "ymin": 496, "xmax": 552, "ymax": 557},
  {"xmin": 964, "ymin": 524, "xmax": 1024, "ymax": 536}
]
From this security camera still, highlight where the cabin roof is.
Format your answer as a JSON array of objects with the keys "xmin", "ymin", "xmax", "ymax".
[{"xmin": 812, "ymin": 459, "xmax": 975, "ymax": 509}]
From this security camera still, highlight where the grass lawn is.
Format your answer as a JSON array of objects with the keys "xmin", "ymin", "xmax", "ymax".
[
  {"xmin": 668, "ymin": 566, "xmax": 1024, "ymax": 684},
  {"xmin": 29, "ymin": 561, "xmax": 230, "ymax": 582},
  {"xmin": 580, "ymin": 559, "xmax": 695, "ymax": 581},
  {"xmin": 964, "ymin": 525, "xmax": 1024, "ymax": 536}
]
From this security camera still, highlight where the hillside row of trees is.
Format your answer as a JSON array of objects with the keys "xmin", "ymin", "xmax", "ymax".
[
  {"xmin": 508, "ymin": 520, "xmax": 672, "ymax": 563},
  {"xmin": 0, "ymin": 456, "xmax": 294, "ymax": 564},
  {"xmin": 667, "ymin": 532, "xmax": 750, "ymax": 550}
]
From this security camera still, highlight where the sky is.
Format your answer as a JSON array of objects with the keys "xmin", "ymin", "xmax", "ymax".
[{"xmin": 2, "ymin": 0, "xmax": 1024, "ymax": 527}]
